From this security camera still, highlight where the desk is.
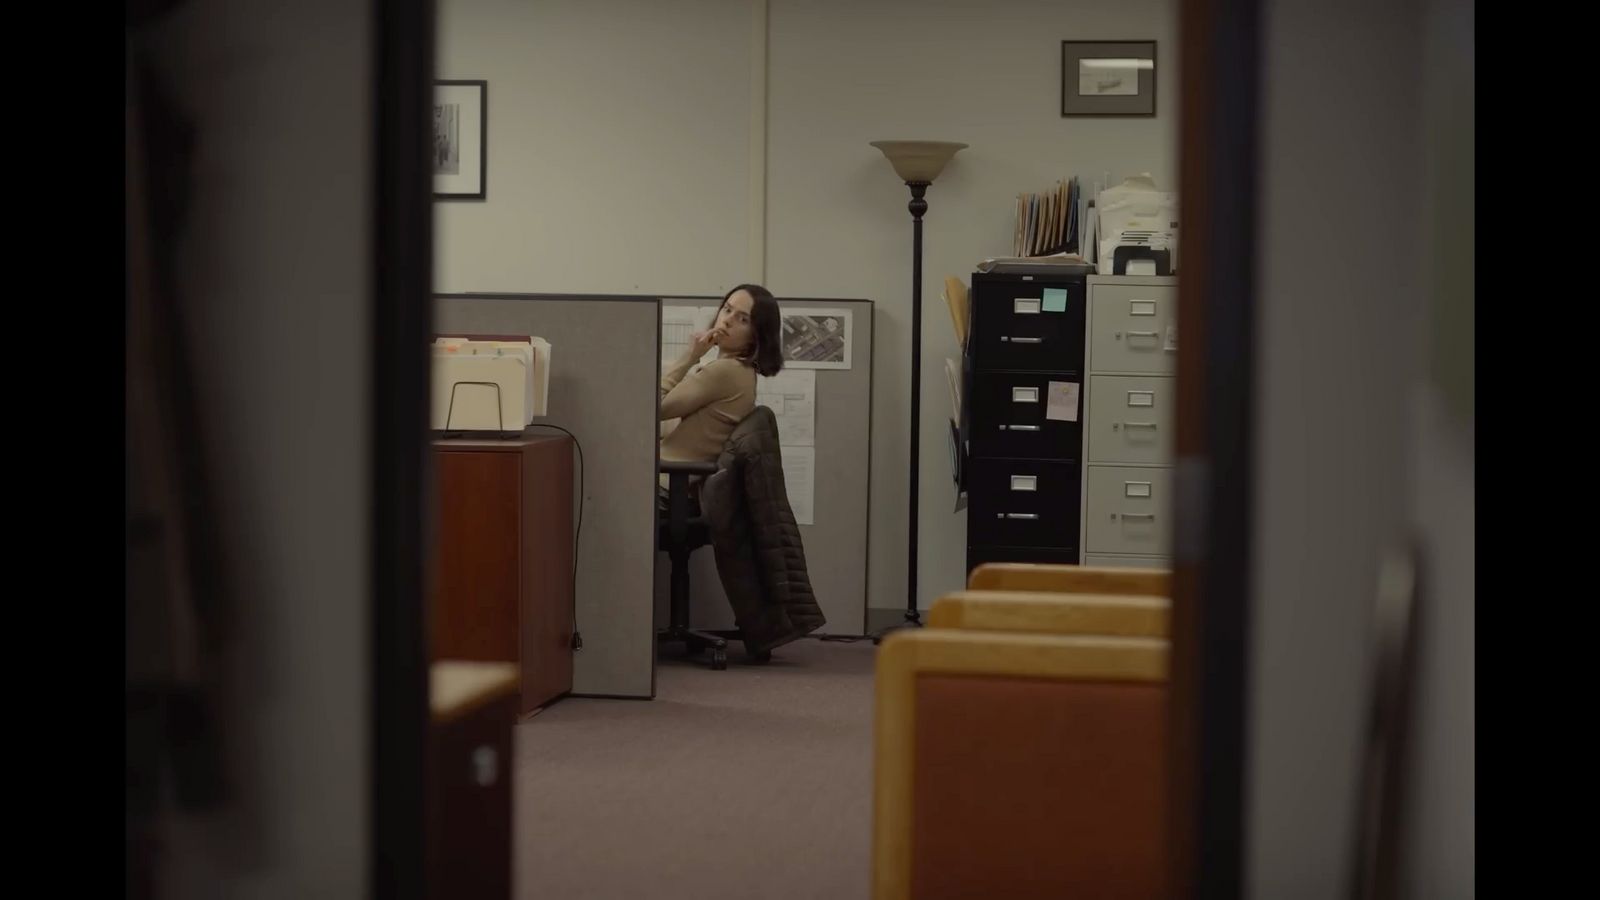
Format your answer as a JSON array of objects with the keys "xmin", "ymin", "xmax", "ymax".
[
  {"xmin": 432, "ymin": 433, "xmax": 574, "ymax": 713},
  {"xmin": 428, "ymin": 661, "xmax": 518, "ymax": 900}
]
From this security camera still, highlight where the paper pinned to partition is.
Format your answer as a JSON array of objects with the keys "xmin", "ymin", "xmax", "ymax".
[
  {"xmin": 780, "ymin": 446, "xmax": 816, "ymax": 526},
  {"xmin": 756, "ymin": 369, "xmax": 818, "ymax": 525},
  {"xmin": 660, "ymin": 303, "xmax": 723, "ymax": 366},
  {"xmin": 661, "ymin": 306, "xmax": 701, "ymax": 365},
  {"xmin": 756, "ymin": 369, "xmax": 816, "ymax": 447}
]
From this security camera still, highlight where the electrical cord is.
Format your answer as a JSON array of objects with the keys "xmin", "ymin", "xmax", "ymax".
[{"xmin": 527, "ymin": 423, "xmax": 585, "ymax": 651}]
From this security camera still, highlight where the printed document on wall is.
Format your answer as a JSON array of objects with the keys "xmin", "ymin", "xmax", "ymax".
[
  {"xmin": 660, "ymin": 302, "xmax": 724, "ymax": 366},
  {"xmin": 781, "ymin": 446, "xmax": 816, "ymax": 526},
  {"xmin": 661, "ymin": 306, "xmax": 700, "ymax": 365},
  {"xmin": 756, "ymin": 369, "xmax": 816, "ymax": 447}
]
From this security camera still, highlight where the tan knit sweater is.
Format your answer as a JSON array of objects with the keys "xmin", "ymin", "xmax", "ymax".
[{"xmin": 658, "ymin": 351, "xmax": 757, "ymax": 463}]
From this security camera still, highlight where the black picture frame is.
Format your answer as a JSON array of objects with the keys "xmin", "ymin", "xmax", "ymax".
[
  {"xmin": 433, "ymin": 79, "xmax": 488, "ymax": 200},
  {"xmin": 1060, "ymin": 41, "xmax": 1157, "ymax": 117}
]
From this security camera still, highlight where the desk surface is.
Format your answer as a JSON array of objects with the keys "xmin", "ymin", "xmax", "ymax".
[
  {"xmin": 431, "ymin": 661, "xmax": 519, "ymax": 723},
  {"xmin": 432, "ymin": 432, "xmax": 569, "ymax": 452}
]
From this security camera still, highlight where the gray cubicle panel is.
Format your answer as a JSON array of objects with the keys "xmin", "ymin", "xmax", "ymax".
[
  {"xmin": 435, "ymin": 294, "xmax": 659, "ymax": 699},
  {"xmin": 658, "ymin": 297, "xmax": 874, "ymax": 637}
]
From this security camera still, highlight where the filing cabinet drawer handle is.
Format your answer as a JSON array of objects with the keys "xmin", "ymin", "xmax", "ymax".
[
  {"xmin": 1001, "ymin": 336, "xmax": 1044, "ymax": 344},
  {"xmin": 999, "ymin": 513, "xmax": 1040, "ymax": 520},
  {"xmin": 1001, "ymin": 424, "xmax": 1041, "ymax": 432},
  {"xmin": 1125, "ymin": 330, "xmax": 1160, "ymax": 338},
  {"xmin": 1113, "ymin": 422, "xmax": 1159, "ymax": 430},
  {"xmin": 1118, "ymin": 512, "xmax": 1157, "ymax": 520}
]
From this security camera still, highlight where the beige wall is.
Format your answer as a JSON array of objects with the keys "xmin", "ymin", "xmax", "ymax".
[
  {"xmin": 765, "ymin": 0, "xmax": 1176, "ymax": 611},
  {"xmin": 436, "ymin": 0, "xmax": 1179, "ymax": 612},
  {"xmin": 434, "ymin": 0, "xmax": 756, "ymax": 296}
]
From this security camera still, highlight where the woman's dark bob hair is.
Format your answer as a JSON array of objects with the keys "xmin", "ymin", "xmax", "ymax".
[{"xmin": 716, "ymin": 283, "xmax": 784, "ymax": 377}]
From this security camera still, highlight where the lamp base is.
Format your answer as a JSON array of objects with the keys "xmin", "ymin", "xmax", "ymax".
[{"xmin": 869, "ymin": 609, "xmax": 924, "ymax": 645}]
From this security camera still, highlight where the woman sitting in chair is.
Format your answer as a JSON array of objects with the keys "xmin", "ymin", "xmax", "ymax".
[
  {"xmin": 659, "ymin": 284, "xmax": 825, "ymax": 661},
  {"xmin": 659, "ymin": 284, "xmax": 784, "ymax": 468}
]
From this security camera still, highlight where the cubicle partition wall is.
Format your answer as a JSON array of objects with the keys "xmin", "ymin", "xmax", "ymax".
[
  {"xmin": 658, "ymin": 297, "xmax": 874, "ymax": 637},
  {"xmin": 434, "ymin": 292, "xmax": 873, "ymax": 696},
  {"xmin": 436, "ymin": 294, "xmax": 660, "ymax": 699}
]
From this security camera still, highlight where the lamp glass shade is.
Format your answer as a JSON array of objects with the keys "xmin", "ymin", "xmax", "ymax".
[{"xmin": 869, "ymin": 140, "xmax": 968, "ymax": 183}]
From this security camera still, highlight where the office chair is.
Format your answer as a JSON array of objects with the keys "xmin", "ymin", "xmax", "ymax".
[
  {"xmin": 659, "ymin": 406, "xmax": 804, "ymax": 669},
  {"xmin": 656, "ymin": 458, "xmax": 734, "ymax": 669}
]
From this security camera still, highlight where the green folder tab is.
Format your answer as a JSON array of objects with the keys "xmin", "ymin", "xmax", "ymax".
[{"xmin": 1042, "ymin": 287, "xmax": 1068, "ymax": 313}]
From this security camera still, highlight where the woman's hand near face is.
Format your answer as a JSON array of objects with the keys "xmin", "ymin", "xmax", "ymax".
[{"xmin": 689, "ymin": 326, "xmax": 727, "ymax": 360}]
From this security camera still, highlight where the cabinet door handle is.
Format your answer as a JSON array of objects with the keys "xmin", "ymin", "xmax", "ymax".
[
  {"xmin": 1002, "ymin": 424, "xmax": 1041, "ymax": 432},
  {"xmin": 998, "ymin": 512, "xmax": 1040, "ymax": 520},
  {"xmin": 1002, "ymin": 336, "xmax": 1043, "ymax": 344}
]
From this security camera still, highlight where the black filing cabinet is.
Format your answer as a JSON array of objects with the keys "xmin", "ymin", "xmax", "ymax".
[{"xmin": 964, "ymin": 270, "xmax": 1087, "ymax": 575}]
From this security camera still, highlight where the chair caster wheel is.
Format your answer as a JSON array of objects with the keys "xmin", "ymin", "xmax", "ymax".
[{"xmin": 710, "ymin": 648, "xmax": 728, "ymax": 671}]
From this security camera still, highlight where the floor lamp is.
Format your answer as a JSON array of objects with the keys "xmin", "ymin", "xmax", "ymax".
[{"xmin": 868, "ymin": 140, "xmax": 968, "ymax": 640}]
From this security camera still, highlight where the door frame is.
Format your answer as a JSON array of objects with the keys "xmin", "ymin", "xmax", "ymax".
[
  {"xmin": 1171, "ymin": 0, "xmax": 1263, "ymax": 895},
  {"xmin": 370, "ymin": 0, "xmax": 435, "ymax": 895}
]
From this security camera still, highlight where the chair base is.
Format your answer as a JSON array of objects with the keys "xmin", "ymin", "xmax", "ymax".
[
  {"xmin": 657, "ymin": 627, "xmax": 773, "ymax": 670},
  {"xmin": 658, "ymin": 626, "xmax": 731, "ymax": 670}
]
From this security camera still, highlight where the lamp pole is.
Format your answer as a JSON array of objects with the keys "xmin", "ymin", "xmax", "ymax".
[
  {"xmin": 866, "ymin": 140, "xmax": 966, "ymax": 643},
  {"xmin": 903, "ymin": 180, "xmax": 929, "ymax": 630}
]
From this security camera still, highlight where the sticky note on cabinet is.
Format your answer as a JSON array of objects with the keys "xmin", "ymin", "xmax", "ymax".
[
  {"xmin": 1042, "ymin": 287, "xmax": 1068, "ymax": 313},
  {"xmin": 1046, "ymin": 380, "xmax": 1080, "ymax": 422}
]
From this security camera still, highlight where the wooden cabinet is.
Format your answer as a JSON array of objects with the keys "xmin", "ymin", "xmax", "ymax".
[
  {"xmin": 428, "ymin": 661, "xmax": 518, "ymax": 900},
  {"xmin": 432, "ymin": 434, "xmax": 574, "ymax": 713}
]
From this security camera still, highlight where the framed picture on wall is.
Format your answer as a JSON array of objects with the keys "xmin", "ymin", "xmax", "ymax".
[
  {"xmin": 1061, "ymin": 41, "xmax": 1156, "ymax": 117},
  {"xmin": 434, "ymin": 80, "xmax": 487, "ymax": 199}
]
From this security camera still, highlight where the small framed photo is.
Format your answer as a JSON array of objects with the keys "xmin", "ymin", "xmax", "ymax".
[
  {"xmin": 1060, "ymin": 41, "xmax": 1156, "ymax": 117},
  {"xmin": 434, "ymin": 80, "xmax": 487, "ymax": 200}
]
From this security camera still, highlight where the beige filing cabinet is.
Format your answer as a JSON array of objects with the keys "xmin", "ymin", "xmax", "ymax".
[{"xmin": 1080, "ymin": 275, "xmax": 1177, "ymax": 568}]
